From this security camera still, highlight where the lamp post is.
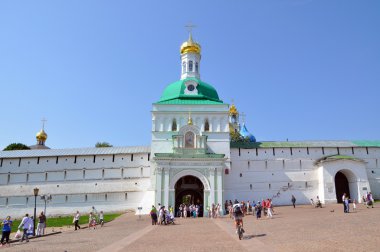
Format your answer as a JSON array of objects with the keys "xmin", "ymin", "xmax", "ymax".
[
  {"xmin": 33, "ymin": 187, "xmax": 39, "ymax": 236},
  {"xmin": 40, "ymin": 194, "xmax": 52, "ymax": 216}
]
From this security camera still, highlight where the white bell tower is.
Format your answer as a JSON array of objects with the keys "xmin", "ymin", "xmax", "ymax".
[{"xmin": 180, "ymin": 30, "xmax": 201, "ymax": 80}]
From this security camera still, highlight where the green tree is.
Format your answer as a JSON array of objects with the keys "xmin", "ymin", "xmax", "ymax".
[
  {"xmin": 3, "ymin": 143, "xmax": 31, "ymax": 151},
  {"xmin": 95, "ymin": 142, "xmax": 113, "ymax": 148}
]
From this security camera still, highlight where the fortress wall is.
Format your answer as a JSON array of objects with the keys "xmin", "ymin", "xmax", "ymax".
[{"xmin": 228, "ymin": 146, "xmax": 380, "ymax": 204}]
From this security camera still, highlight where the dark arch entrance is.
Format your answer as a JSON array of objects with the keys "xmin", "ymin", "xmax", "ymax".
[
  {"xmin": 335, "ymin": 171, "xmax": 350, "ymax": 203},
  {"xmin": 175, "ymin": 175, "xmax": 204, "ymax": 217}
]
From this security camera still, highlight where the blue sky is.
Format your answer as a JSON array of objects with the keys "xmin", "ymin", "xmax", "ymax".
[{"xmin": 1, "ymin": 0, "xmax": 379, "ymax": 149}]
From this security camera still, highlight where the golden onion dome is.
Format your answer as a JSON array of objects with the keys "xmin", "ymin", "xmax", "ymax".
[
  {"xmin": 36, "ymin": 129, "xmax": 48, "ymax": 141},
  {"xmin": 229, "ymin": 104, "xmax": 239, "ymax": 116},
  {"xmin": 180, "ymin": 34, "xmax": 201, "ymax": 55}
]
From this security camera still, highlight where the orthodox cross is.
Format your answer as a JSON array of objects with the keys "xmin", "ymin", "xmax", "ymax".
[
  {"xmin": 185, "ymin": 23, "xmax": 196, "ymax": 36},
  {"xmin": 41, "ymin": 117, "xmax": 47, "ymax": 130}
]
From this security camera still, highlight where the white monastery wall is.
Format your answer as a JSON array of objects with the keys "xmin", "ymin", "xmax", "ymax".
[
  {"xmin": 226, "ymin": 146, "xmax": 380, "ymax": 204},
  {"xmin": 0, "ymin": 151, "xmax": 154, "ymax": 217}
]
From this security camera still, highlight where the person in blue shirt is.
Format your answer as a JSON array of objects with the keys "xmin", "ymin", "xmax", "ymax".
[{"xmin": 1, "ymin": 216, "xmax": 13, "ymax": 246}]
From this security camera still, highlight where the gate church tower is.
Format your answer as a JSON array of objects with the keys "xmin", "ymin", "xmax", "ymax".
[{"xmin": 151, "ymin": 34, "xmax": 230, "ymax": 215}]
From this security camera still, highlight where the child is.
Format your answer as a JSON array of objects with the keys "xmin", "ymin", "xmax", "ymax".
[{"xmin": 99, "ymin": 211, "xmax": 104, "ymax": 227}]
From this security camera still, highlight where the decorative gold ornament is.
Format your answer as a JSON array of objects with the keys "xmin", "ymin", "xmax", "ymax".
[
  {"xmin": 180, "ymin": 33, "xmax": 201, "ymax": 55},
  {"xmin": 36, "ymin": 129, "xmax": 48, "ymax": 141},
  {"xmin": 229, "ymin": 104, "xmax": 239, "ymax": 116}
]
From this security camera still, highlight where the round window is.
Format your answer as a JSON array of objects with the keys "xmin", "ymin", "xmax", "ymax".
[{"xmin": 187, "ymin": 84, "xmax": 195, "ymax": 91}]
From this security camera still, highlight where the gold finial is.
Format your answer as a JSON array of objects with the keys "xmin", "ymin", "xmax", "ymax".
[
  {"xmin": 181, "ymin": 23, "xmax": 201, "ymax": 55},
  {"xmin": 41, "ymin": 117, "xmax": 47, "ymax": 130},
  {"xmin": 188, "ymin": 111, "xmax": 193, "ymax": 125},
  {"xmin": 229, "ymin": 100, "xmax": 239, "ymax": 116},
  {"xmin": 185, "ymin": 22, "xmax": 196, "ymax": 38},
  {"xmin": 36, "ymin": 118, "xmax": 48, "ymax": 143}
]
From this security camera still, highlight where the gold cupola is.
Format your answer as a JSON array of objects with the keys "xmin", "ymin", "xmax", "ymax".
[
  {"xmin": 229, "ymin": 104, "xmax": 239, "ymax": 116},
  {"xmin": 180, "ymin": 33, "xmax": 201, "ymax": 55},
  {"xmin": 36, "ymin": 129, "xmax": 48, "ymax": 143}
]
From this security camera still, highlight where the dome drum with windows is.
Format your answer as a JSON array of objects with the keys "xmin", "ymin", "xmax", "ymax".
[{"xmin": 157, "ymin": 34, "xmax": 222, "ymax": 105}]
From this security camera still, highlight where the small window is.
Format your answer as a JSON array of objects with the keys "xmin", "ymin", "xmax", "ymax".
[
  {"xmin": 204, "ymin": 120, "xmax": 210, "ymax": 132},
  {"xmin": 239, "ymin": 173, "xmax": 242, "ymax": 177},
  {"xmin": 250, "ymin": 184, "xmax": 252, "ymax": 190},
  {"xmin": 182, "ymin": 61, "xmax": 186, "ymax": 73},
  {"xmin": 195, "ymin": 62, "xmax": 198, "ymax": 72},
  {"xmin": 125, "ymin": 193, "xmax": 128, "ymax": 200},
  {"xmin": 225, "ymin": 169, "xmax": 229, "ymax": 175},
  {"xmin": 172, "ymin": 119, "xmax": 177, "ymax": 131},
  {"xmin": 189, "ymin": 60, "xmax": 193, "ymax": 72},
  {"xmin": 85, "ymin": 195, "xmax": 88, "ymax": 201}
]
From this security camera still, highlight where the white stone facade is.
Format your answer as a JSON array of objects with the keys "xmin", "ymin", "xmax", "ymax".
[
  {"xmin": 226, "ymin": 146, "xmax": 380, "ymax": 206},
  {"xmin": 0, "ymin": 148, "xmax": 154, "ymax": 217}
]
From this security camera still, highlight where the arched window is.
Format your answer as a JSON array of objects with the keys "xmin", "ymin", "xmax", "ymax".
[
  {"xmin": 172, "ymin": 119, "xmax": 177, "ymax": 131},
  {"xmin": 195, "ymin": 62, "xmax": 199, "ymax": 72},
  {"xmin": 185, "ymin": 131, "xmax": 195, "ymax": 148},
  {"xmin": 204, "ymin": 119, "xmax": 210, "ymax": 132},
  {"xmin": 182, "ymin": 62, "xmax": 186, "ymax": 73},
  {"xmin": 189, "ymin": 61, "xmax": 193, "ymax": 72}
]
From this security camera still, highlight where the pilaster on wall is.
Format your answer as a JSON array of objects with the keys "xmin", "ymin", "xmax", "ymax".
[
  {"xmin": 216, "ymin": 168, "xmax": 223, "ymax": 213},
  {"xmin": 209, "ymin": 167, "xmax": 215, "ymax": 205},
  {"xmin": 164, "ymin": 168, "xmax": 170, "ymax": 207},
  {"xmin": 318, "ymin": 166, "xmax": 325, "ymax": 203},
  {"xmin": 156, "ymin": 167, "xmax": 163, "ymax": 205}
]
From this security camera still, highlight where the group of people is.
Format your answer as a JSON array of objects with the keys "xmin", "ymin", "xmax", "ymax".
[
  {"xmin": 362, "ymin": 192, "xmax": 375, "ymax": 208},
  {"xmin": 207, "ymin": 203, "xmax": 221, "ymax": 218},
  {"xmin": 179, "ymin": 203, "xmax": 203, "ymax": 218},
  {"xmin": 341, "ymin": 192, "xmax": 375, "ymax": 213},
  {"xmin": 0, "ymin": 211, "xmax": 47, "ymax": 246},
  {"xmin": 149, "ymin": 204, "xmax": 175, "ymax": 225},
  {"xmin": 225, "ymin": 199, "xmax": 274, "ymax": 220},
  {"xmin": 73, "ymin": 207, "xmax": 105, "ymax": 231}
]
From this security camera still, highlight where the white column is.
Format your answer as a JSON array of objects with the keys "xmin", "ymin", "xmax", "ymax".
[
  {"xmin": 209, "ymin": 168, "xmax": 215, "ymax": 206},
  {"xmin": 217, "ymin": 168, "xmax": 223, "ymax": 214},
  {"xmin": 164, "ymin": 168, "xmax": 170, "ymax": 207},
  {"xmin": 156, "ymin": 167, "xmax": 163, "ymax": 205}
]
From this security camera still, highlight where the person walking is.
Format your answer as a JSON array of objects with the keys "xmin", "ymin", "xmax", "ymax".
[
  {"xmin": 18, "ymin": 213, "xmax": 32, "ymax": 242},
  {"xmin": 150, "ymin": 206, "xmax": 158, "ymax": 225},
  {"xmin": 267, "ymin": 199, "xmax": 273, "ymax": 218},
  {"xmin": 1, "ymin": 216, "xmax": 12, "ymax": 247},
  {"xmin": 36, "ymin": 211, "xmax": 46, "ymax": 236},
  {"xmin": 342, "ymin": 193, "xmax": 347, "ymax": 213},
  {"xmin": 73, "ymin": 211, "xmax": 81, "ymax": 230},
  {"xmin": 353, "ymin": 199, "xmax": 357, "ymax": 212},
  {"xmin": 344, "ymin": 196, "xmax": 350, "ymax": 213},
  {"xmin": 291, "ymin": 195, "xmax": 296, "ymax": 208}
]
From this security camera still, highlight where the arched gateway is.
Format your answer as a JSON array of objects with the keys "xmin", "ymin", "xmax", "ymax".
[
  {"xmin": 334, "ymin": 169, "xmax": 357, "ymax": 203},
  {"xmin": 175, "ymin": 175, "xmax": 204, "ymax": 216},
  {"xmin": 335, "ymin": 171, "xmax": 350, "ymax": 203}
]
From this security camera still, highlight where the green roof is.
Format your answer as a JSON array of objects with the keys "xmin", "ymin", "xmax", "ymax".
[
  {"xmin": 155, "ymin": 153, "xmax": 225, "ymax": 159},
  {"xmin": 155, "ymin": 99, "xmax": 224, "ymax": 105},
  {"xmin": 231, "ymin": 140, "xmax": 380, "ymax": 148},
  {"xmin": 315, "ymin": 155, "xmax": 365, "ymax": 164},
  {"xmin": 157, "ymin": 77, "xmax": 223, "ymax": 104}
]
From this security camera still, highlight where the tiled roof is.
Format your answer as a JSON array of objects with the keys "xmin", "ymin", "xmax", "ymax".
[
  {"xmin": 0, "ymin": 146, "xmax": 151, "ymax": 158},
  {"xmin": 231, "ymin": 140, "xmax": 380, "ymax": 148}
]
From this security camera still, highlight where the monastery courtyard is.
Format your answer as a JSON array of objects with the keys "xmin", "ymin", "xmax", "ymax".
[{"xmin": 2, "ymin": 203, "xmax": 379, "ymax": 252}]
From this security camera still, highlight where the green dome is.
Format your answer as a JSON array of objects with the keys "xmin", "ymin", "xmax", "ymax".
[{"xmin": 158, "ymin": 78, "xmax": 223, "ymax": 104}]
